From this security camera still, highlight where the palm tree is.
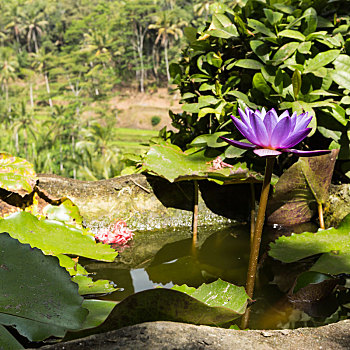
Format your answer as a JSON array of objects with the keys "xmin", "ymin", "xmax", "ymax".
[
  {"xmin": 149, "ymin": 9, "xmax": 185, "ymax": 83},
  {"xmin": 20, "ymin": 4, "xmax": 48, "ymax": 53}
]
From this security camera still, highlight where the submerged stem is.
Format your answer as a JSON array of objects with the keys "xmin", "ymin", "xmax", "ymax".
[
  {"xmin": 241, "ymin": 156, "xmax": 276, "ymax": 329},
  {"xmin": 318, "ymin": 202, "xmax": 325, "ymax": 230},
  {"xmin": 192, "ymin": 180, "xmax": 199, "ymax": 245}
]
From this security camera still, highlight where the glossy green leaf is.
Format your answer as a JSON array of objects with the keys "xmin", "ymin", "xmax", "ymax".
[
  {"xmin": 0, "ymin": 153, "xmax": 36, "ymax": 193},
  {"xmin": 234, "ymin": 59, "xmax": 263, "ymax": 70},
  {"xmin": 269, "ymin": 213, "xmax": 350, "ymax": 275},
  {"xmin": 298, "ymin": 41, "xmax": 312, "ymax": 54},
  {"xmin": 207, "ymin": 14, "xmax": 238, "ymax": 38},
  {"xmin": 332, "ymin": 54, "xmax": 350, "ymax": 90},
  {"xmin": 0, "ymin": 212, "xmax": 118, "ymax": 261},
  {"xmin": 190, "ymin": 132, "xmax": 230, "ymax": 148},
  {"xmin": 247, "ymin": 18, "xmax": 276, "ymax": 37},
  {"xmin": 268, "ymin": 150, "xmax": 338, "ymax": 226},
  {"xmin": 292, "ymin": 69, "xmax": 302, "ymax": 99},
  {"xmin": 304, "ymin": 50, "xmax": 340, "ymax": 74},
  {"xmin": 0, "ymin": 233, "xmax": 88, "ymax": 341},
  {"xmin": 253, "ymin": 73, "xmax": 271, "ymax": 96},
  {"xmin": 303, "ymin": 7, "xmax": 317, "ymax": 36},
  {"xmin": 264, "ymin": 9, "xmax": 283, "ymax": 25},
  {"xmin": 271, "ymin": 42, "xmax": 299, "ymax": 65},
  {"xmin": 250, "ymin": 40, "xmax": 270, "ymax": 63},
  {"xmin": 278, "ymin": 29, "xmax": 305, "ymax": 41}
]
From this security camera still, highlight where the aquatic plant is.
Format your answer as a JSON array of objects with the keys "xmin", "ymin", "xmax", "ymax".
[{"xmin": 220, "ymin": 107, "xmax": 330, "ymax": 328}]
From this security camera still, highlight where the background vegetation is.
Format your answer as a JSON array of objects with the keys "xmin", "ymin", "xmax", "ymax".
[{"xmin": 0, "ymin": 0, "xmax": 218, "ymax": 180}]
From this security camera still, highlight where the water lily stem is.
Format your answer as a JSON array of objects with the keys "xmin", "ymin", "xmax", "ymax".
[
  {"xmin": 250, "ymin": 183, "xmax": 256, "ymax": 250},
  {"xmin": 192, "ymin": 180, "xmax": 199, "ymax": 245},
  {"xmin": 318, "ymin": 202, "xmax": 325, "ymax": 229},
  {"xmin": 241, "ymin": 156, "xmax": 276, "ymax": 329}
]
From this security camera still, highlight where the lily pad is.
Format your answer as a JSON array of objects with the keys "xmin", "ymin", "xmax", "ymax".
[
  {"xmin": 72, "ymin": 275, "xmax": 118, "ymax": 295},
  {"xmin": 0, "ymin": 153, "xmax": 36, "ymax": 193},
  {"xmin": 90, "ymin": 279, "xmax": 249, "ymax": 334},
  {"xmin": 0, "ymin": 233, "xmax": 88, "ymax": 342},
  {"xmin": 0, "ymin": 211, "xmax": 118, "ymax": 261},
  {"xmin": 269, "ymin": 213, "xmax": 350, "ymax": 274},
  {"xmin": 44, "ymin": 199, "xmax": 83, "ymax": 226},
  {"xmin": 143, "ymin": 143, "xmax": 258, "ymax": 184},
  {"xmin": 267, "ymin": 150, "xmax": 338, "ymax": 225},
  {"xmin": 57, "ymin": 255, "xmax": 117, "ymax": 295}
]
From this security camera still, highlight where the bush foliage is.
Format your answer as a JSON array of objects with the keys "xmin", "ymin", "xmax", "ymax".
[{"xmin": 168, "ymin": 0, "xmax": 350, "ymax": 177}]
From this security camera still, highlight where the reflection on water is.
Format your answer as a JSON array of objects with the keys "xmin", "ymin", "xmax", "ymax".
[{"xmin": 82, "ymin": 223, "xmax": 348, "ymax": 329}]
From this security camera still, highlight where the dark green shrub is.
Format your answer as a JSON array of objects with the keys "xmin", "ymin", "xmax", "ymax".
[
  {"xmin": 151, "ymin": 115, "xmax": 161, "ymax": 126},
  {"xmin": 168, "ymin": 0, "xmax": 350, "ymax": 177}
]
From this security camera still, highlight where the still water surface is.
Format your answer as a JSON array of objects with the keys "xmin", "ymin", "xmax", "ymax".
[{"xmin": 83, "ymin": 224, "xmax": 347, "ymax": 329}]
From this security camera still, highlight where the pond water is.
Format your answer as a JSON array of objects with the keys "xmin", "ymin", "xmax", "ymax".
[{"xmin": 82, "ymin": 223, "xmax": 349, "ymax": 330}]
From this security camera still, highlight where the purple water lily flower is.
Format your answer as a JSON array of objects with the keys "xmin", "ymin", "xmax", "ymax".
[{"xmin": 220, "ymin": 107, "xmax": 330, "ymax": 157}]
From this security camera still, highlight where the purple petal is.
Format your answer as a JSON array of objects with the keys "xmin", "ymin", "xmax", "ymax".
[
  {"xmin": 278, "ymin": 110, "xmax": 290, "ymax": 119},
  {"xmin": 238, "ymin": 108, "xmax": 251, "ymax": 127},
  {"xmin": 294, "ymin": 113, "xmax": 312, "ymax": 132},
  {"xmin": 220, "ymin": 137, "xmax": 256, "ymax": 150},
  {"xmin": 284, "ymin": 149, "xmax": 331, "ymax": 157},
  {"xmin": 263, "ymin": 110, "xmax": 279, "ymax": 135},
  {"xmin": 253, "ymin": 148, "xmax": 282, "ymax": 157},
  {"xmin": 270, "ymin": 117, "xmax": 291, "ymax": 148},
  {"xmin": 250, "ymin": 114, "xmax": 269, "ymax": 146},
  {"xmin": 279, "ymin": 128, "xmax": 312, "ymax": 148},
  {"xmin": 231, "ymin": 116, "xmax": 257, "ymax": 144}
]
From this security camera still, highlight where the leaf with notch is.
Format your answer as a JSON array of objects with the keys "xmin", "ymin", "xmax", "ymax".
[{"xmin": 267, "ymin": 150, "xmax": 339, "ymax": 226}]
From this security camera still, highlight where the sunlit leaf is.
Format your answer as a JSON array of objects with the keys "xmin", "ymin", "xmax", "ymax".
[
  {"xmin": 44, "ymin": 198, "xmax": 83, "ymax": 226},
  {"xmin": 0, "ymin": 153, "xmax": 36, "ymax": 193},
  {"xmin": 143, "ymin": 143, "xmax": 258, "ymax": 183},
  {"xmin": 0, "ymin": 212, "xmax": 118, "ymax": 261},
  {"xmin": 90, "ymin": 280, "xmax": 249, "ymax": 334},
  {"xmin": 269, "ymin": 214, "xmax": 350, "ymax": 275}
]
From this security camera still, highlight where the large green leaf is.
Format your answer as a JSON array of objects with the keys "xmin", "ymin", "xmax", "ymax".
[
  {"xmin": 269, "ymin": 214, "xmax": 350, "ymax": 275},
  {"xmin": 268, "ymin": 150, "xmax": 338, "ymax": 225},
  {"xmin": 143, "ymin": 143, "xmax": 259, "ymax": 184},
  {"xmin": 0, "ymin": 233, "xmax": 88, "ymax": 342},
  {"xmin": 44, "ymin": 198, "xmax": 83, "ymax": 226},
  {"xmin": 0, "ymin": 212, "xmax": 118, "ymax": 261},
  {"xmin": 0, "ymin": 153, "xmax": 36, "ymax": 193},
  {"xmin": 93, "ymin": 279, "xmax": 249, "ymax": 333}
]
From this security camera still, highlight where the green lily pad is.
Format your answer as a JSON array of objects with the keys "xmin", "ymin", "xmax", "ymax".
[
  {"xmin": 57, "ymin": 255, "xmax": 117, "ymax": 295},
  {"xmin": 92, "ymin": 279, "xmax": 249, "ymax": 334},
  {"xmin": 143, "ymin": 143, "xmax": 258, "ymax": 184},
  {"xmin": 0, "ymin": 153, "xmax": 36, "ymax": 193},
  {"xmin": 72, "ymin": 275, "xmax": 118, "ymax": 295},
  {"xmin": 0, "ymin": 233, "xmax": 88, "ymax": 342},
  {"xmin": 0, "ymin": 212, "xmax": 118, "ymax": 261},
  {"xmin": 268, "ymin": 150, "xmax": 338, "ymax": 225},
  {"xmin": 44, "ymin": 199, "xmax": 83, "ymax": 226},
  {"xmin": 269, "ymin": 213, "xmax": 350, "ymax": 274}
]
